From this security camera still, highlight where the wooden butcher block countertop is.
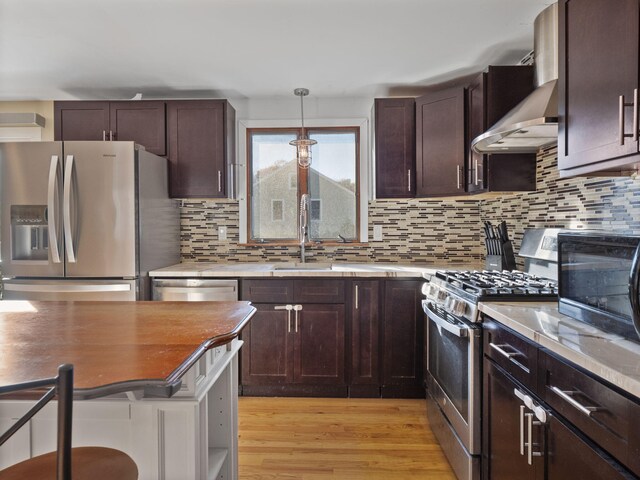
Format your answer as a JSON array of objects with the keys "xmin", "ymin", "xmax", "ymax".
[{"xmin": 0, "ymin": 300, "xmax": 256, "ymax": 399}]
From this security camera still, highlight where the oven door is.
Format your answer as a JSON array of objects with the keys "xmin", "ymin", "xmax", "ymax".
[{"xmin": 424, "ymin": 300, "xmax": 482, "ymax": 455}]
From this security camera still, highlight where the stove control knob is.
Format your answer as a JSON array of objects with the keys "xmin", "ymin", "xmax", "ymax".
[
  {"xmin": 436, "ymin": 289, "xmax": 448, "ymax": 302},
  {"xmin": 450, "ymin": 299, "xmax": 467, "ymax": 317},
  {"xmin": 443, "ymin": 296, "xmax": 453, "ymax": 311},
  {"xmin": 425, "ymin": 284, "xmax": 439, "ymax": 300}
]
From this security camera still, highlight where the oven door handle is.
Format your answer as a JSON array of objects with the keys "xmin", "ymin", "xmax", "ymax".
[
  {"xmin": 629, "ymin": 243, "xmax": 640, "ymax": 338},
  {"xmin": 423, "ymin": 302, "xmax": 469, "ymax": 338}
]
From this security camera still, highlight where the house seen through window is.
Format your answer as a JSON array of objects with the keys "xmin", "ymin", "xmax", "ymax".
[{"xmin": 248, "ymin": 127, "xmax": 359, "ymax": 243}]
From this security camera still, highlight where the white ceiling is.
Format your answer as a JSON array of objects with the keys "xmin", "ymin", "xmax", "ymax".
[{"xmin": 0, "ymin": 0, "xmax": 553, "ymax": 101}]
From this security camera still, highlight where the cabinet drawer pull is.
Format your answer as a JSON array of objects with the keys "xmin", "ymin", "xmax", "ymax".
[
  {"xmin": 550, "ymin": 386, "xmax": 599, "ymax": 417},
  {"xmin": 490, "ymin": 342, "xmax": 517, "ymax": 358},
  {"xmin": 490, "ymin": 343, "xmax": 530, "ymax": 373}
]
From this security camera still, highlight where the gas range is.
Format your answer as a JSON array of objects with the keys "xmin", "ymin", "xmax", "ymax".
[
  {"xmin": 424, "ymin": 229, "xmax": 560, "ymax": 480},
  {"xmin": 424, "ymin": 270, "xmax": 558, "ymax": 324}
]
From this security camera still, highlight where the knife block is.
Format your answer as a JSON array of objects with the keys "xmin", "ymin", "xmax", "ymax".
[
  {"xmin": 485, "ymin": 241, "xmax": 517, "ymax": 271},
  {"xmin": 485, "ymin": 255, "xmax": 504, "ymax": 271}
]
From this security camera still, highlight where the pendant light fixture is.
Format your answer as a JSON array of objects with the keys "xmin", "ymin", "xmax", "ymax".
[{"xmin": 290, "ymin": 88, "xmax": 317, "ymax": 168}]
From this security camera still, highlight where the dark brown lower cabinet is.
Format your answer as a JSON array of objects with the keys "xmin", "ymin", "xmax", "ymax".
[
  {"xmin": 295, "ymin": 304, "xmax": 345, "ymax": 385},
  {"xmin": 349, "ymin": 280, "xmax": 381, "ymax": 397},
  {"xmin": 483, "ymin": 360, "xmax": 540, "ymax": 480},
  {"xmin": 381, "ymin": 279, "xmax": 424, "ymax": 397},
  {"xmin": 240, "ymin": 304, "xmax": 293, "ymax": 385},
  {"xmin": 350, "ymin": 280, "xmax": 380, "ymax": 386},
  {"xmin": 241, "ymin": 303, "xmax": 345, "ymax": 386},
  {"xmin": 547, "ymin": 414, "xmax": 633, "ymax": 480},
  {"xmin": 240, "ymin": 277, "xmax": 425, "ymax": 398},
  {"xmin": 483, "ymin": 318, "xmax": 637, "ymax": 480}
]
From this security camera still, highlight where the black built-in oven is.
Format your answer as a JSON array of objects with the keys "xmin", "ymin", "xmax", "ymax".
[{"xmin": 558, "ymin": 232, "xmax": 640, "ymax": 342}]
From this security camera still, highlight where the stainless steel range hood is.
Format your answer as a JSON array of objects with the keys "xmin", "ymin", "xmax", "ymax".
[{"xmin": 472, "ymin": 3, "xmax": 558, "ymax": 154}]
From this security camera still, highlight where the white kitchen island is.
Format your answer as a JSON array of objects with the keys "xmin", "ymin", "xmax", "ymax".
[{"xmin": 0, "ymin": 301, "xmax": 255, "ymax": 480}]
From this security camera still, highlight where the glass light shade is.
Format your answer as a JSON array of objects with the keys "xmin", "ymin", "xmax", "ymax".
[{"xmin": 290, "ymin": 136, "xmax": 317, "ymax": 168}]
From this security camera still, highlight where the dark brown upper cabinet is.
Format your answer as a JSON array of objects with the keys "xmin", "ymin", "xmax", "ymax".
[
  {"xmin": 415, "ymin": 87, "xmax": 466, "ymax": 197},
  {"xmin": 558, "ymin": 0, "xmax": 640, "ymax": 177},
  {"xmin": 374, "ymin": 98, "xmax": 416, "ymax": 198},
  {"xmin": 167, "ymin": 100, "xmax": 235, "ymax": 199},
  {"xmin": 467, "ymin": 66, "xmax": 537, "ymax": 193},
  {"xmin": 54, "ymin": 101, "xmax": 166, "ymax": 156}
]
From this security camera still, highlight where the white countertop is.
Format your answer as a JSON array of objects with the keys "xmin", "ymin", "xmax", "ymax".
[
  {"xmin": 149, "ymin": 262, "xmax": 482, "ymax": 278},
  {"xmin": 480, "ymin": 301, "xmax": 640, "ymax": 400}
]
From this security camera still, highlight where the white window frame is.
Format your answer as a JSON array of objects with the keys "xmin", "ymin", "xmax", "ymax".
[{"xmin": 237, "ymin": 118, "xmax": 369, "ymax": 244}]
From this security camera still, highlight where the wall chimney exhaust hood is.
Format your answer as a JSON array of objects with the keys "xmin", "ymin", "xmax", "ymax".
[
  {"xmin": 0, "ymin": 113, "xmax": 46, "ymax": 128},
  {"xmin": 472, "ymin": 3, "xmax": 558, "ymax": 154}
]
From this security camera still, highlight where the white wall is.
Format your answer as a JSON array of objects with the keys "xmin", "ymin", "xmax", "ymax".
[{"xmin": 229, "ymin": 96, "xmax": 374, "ymax": 122}]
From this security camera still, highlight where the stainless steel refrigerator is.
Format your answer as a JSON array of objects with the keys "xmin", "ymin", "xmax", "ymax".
[{"xmin": 0, "ymin": 141, "xmax": 180, "ymax": 301}]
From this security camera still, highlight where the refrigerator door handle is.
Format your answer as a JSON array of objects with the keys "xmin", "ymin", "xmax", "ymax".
[
  {"xmin": 47, "ymin": 155, "xmax": 61, "ymax": 264},
  {"xmin": 63, "ymin": 154, "xmax": 77, "ymax": 263},
  {"xmin": 3, "ymin": 283, "xmax": 132, "ymax": 293}
]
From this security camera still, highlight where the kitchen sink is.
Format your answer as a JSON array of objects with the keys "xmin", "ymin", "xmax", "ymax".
[{"xmin": 272, "ymin": 263, "xmax": 332, "ymax": 271}]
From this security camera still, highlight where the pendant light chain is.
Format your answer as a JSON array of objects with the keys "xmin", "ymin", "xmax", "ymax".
[{"xmin": 290, "ymin": 88, "xmax": 317, "ymax": 168}]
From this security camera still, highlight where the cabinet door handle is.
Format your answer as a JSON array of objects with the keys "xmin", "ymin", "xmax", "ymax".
[
  {"xmin": 407, "ymin": 169, "xmax": 411, "ymax": 192},
  {"xmin": 456, "ymin": 165, "xmax": 462, "ymax": 190},
  {"xmin": 102, "ymin": 130, "xmax": 106, "ymax": 141},
  {"xmin": 355, "ymin": 285, "xmax": 359, "ymax": 310},
  {"xmin": 109, "ymin": 130, "xmax": 114, "ymax": 141},
  {"xmin": 293, "ymin": 304, "xmax": 302, "ymax": 333},
  {"xmin": 218, "ymin": 171, "xmax": 222, "ymax": 193},
  {"xmin": 550, "ymin": 386, "xmax": 599, "ymax": 417},
  {"xmin": 474, "ymin": 159, "xmax": 479, "ymax": 186},
  {"xmin": 620, "ymin": 95, "xmax": 626, "ymax": 145},
  {"xmin": 619, "ymin": 92, "xmax": 637, "ymax": 145},
  {"xmin": 526, "ymin": 412, "xmax": 534, "ymax": 465},
  {"xmin": 634, "ymin": 89, "xmax": 639, "ymax": 143},
  {"xmin": 274, "ymin": 305, "xmax": 293, "ymax": 333},
  {"xmin": 519, "ymin": 405, "xmax": 525, "ymax": 456}
]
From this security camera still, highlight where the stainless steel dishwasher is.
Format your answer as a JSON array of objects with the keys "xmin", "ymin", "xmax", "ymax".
[{"xmin": 152, "ymin": 278, "xmax": 238, "ymax": 301}]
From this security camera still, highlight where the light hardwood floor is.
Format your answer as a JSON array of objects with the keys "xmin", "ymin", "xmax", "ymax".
[{"xmin": 238, "ymin": 397, "xmax": 456, "ymax": 480}]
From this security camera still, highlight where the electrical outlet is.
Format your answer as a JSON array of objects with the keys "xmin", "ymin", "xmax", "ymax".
[
  {"xmin": 218, "ymin": 226, "xmax": 227, "ymax": 241},
  {"xmin": 373, "ymin": 225, "xmax": 383, "ymax": 241}
]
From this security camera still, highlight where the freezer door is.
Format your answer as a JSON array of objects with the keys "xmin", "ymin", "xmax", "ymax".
[
  {"xmin": 0, "ymin": 142, "xmax": 65, "ymax": 277},
  {"xmin": 2, "ymin": 279, "xmax": 138, "ymax": 301},
  {"xmin": 62, "ymin": 141, "xmax": 137, "ymax": 277}
]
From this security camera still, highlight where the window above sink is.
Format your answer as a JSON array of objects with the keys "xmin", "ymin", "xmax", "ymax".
[{"xmin": 237, "ymin": 118, "xmax": 370, "ymax": 245}]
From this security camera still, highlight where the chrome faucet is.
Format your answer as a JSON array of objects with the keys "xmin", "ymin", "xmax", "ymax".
[{"xmin": 299, "ymin": 194, "xmax": 310, "ymax": 263}]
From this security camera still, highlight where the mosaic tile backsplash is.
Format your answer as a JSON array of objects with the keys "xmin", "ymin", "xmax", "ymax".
[{"xmin": 180, "ymin": 146, "xmax": 640, "ymax": 264}]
